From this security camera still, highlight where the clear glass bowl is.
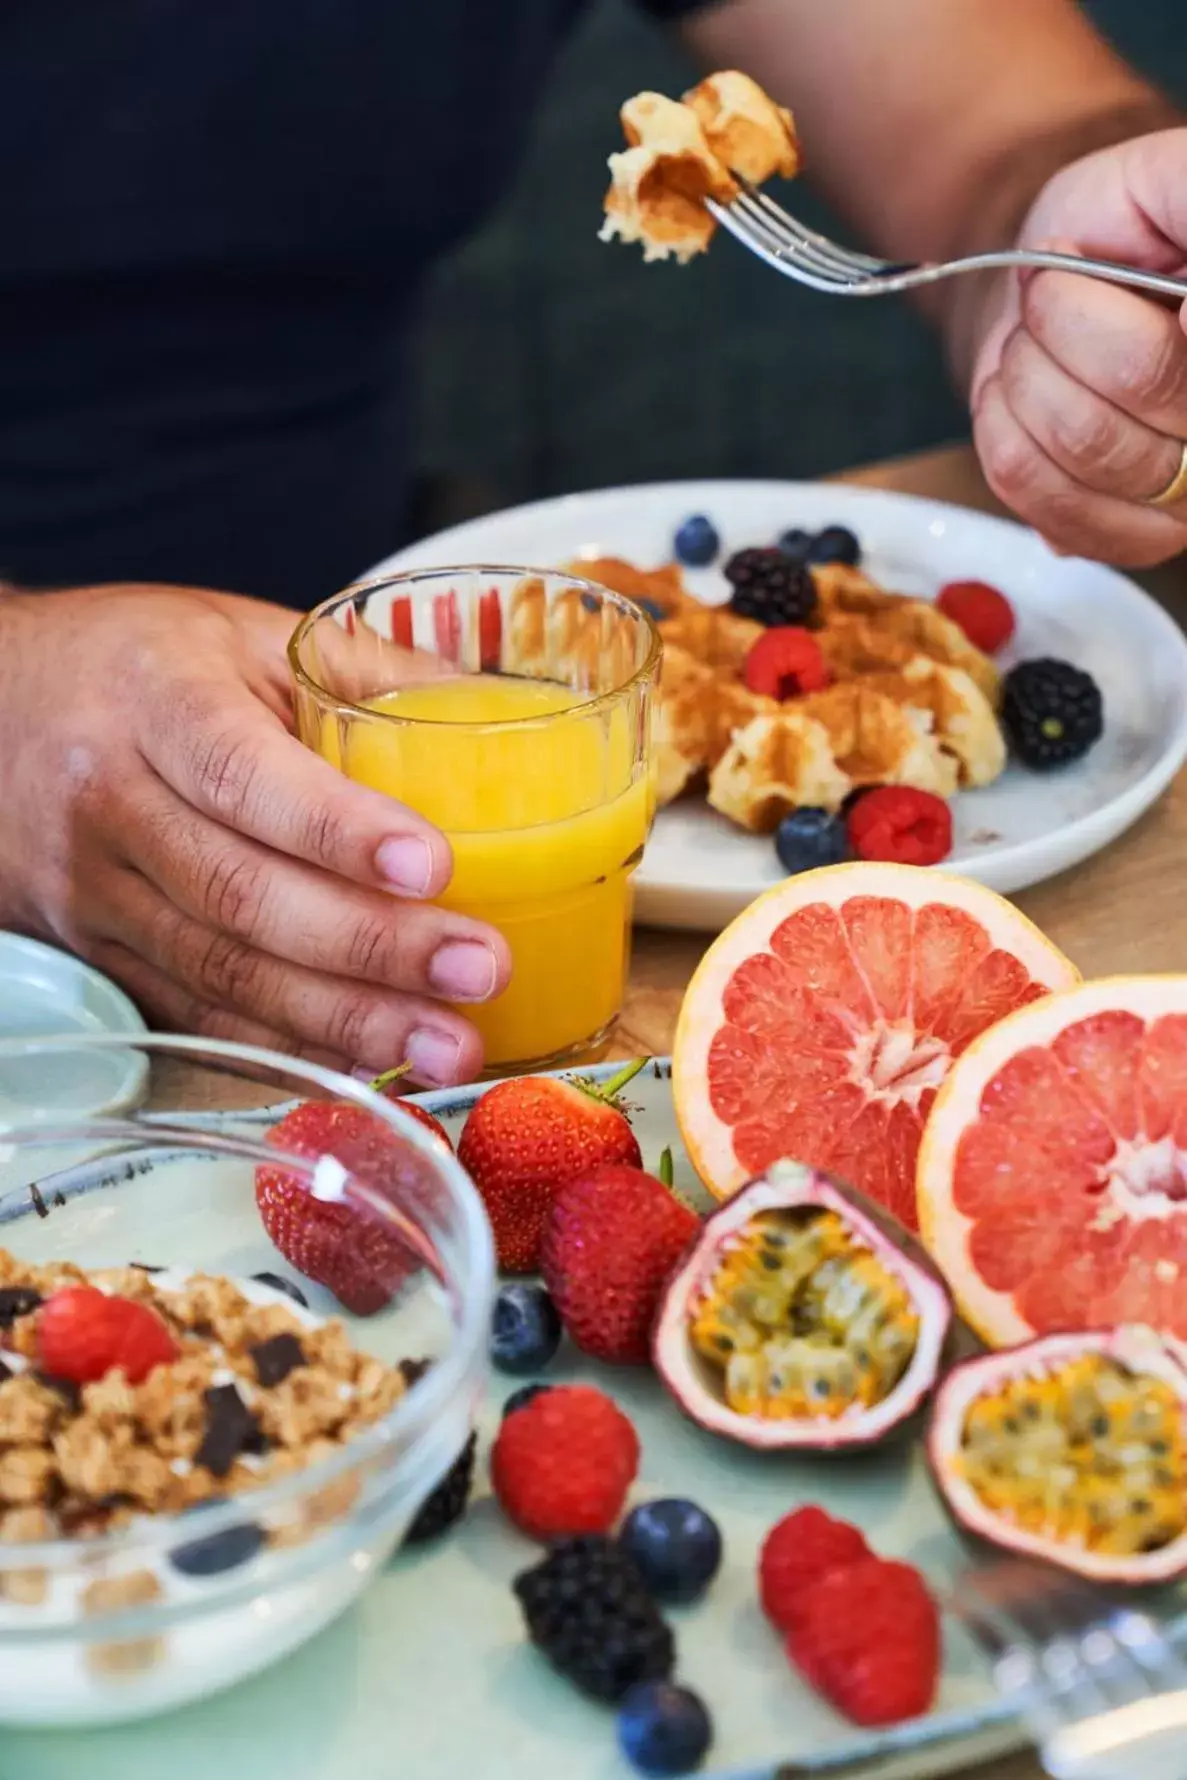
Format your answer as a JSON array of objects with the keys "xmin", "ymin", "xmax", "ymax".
[{"xmin": 0, "ymin": 1034, "xmax": 494, "ymax": 1727}]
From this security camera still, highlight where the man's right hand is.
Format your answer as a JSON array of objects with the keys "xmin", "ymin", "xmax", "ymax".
[{"xmin": 0, "ymin": 583, "xmax": 510, "ymax": 1086}]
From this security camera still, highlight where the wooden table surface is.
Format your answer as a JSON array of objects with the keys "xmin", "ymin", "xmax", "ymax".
[{"xmin": 161, "ymin": 441, "xmax": 1186, "ymax": 1780}]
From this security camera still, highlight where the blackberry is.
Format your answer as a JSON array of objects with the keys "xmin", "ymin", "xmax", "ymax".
[
  {"xmin": 725, "ymin": 548, "xmax": 817, "ymax": 627},
  {"xmin": 403, "ymin": 1432, "xmax": 477, "ymax": 1545},
  {"xmin": 1002, "ymin": 658, "xmax": 1103, "ymax": 769},
  {"xmin": 513, "ymin": 1536, "xmax": 676, "ymax": 1703}
]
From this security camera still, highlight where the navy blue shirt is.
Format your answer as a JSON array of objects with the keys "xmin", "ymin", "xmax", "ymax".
[{"xmin": 0, "ymin": 0, "xmax": 699, "ymax": 608}]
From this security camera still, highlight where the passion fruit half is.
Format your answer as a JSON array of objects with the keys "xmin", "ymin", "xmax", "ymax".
[
  {"xmin": 652, "ymin": 1161, "xmax": 952, "ymax": 1450},
  {"xmin": 928, "ymin": 1326, "xmax": 1187, "ymax": 1584}
]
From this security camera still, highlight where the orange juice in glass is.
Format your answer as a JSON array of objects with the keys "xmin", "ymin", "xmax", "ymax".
[{"xmin": 289, "ymin": 568, "xmax": 660, "ymax": 1073}]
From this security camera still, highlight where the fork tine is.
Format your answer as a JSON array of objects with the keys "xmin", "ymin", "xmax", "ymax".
[
  {"xmin": 742, "ymin": 184, "xmax": 889, "ymax": 273},
  {"xmin": 732, "ymin": 192, "xmax": 864, "ymax": 284}
]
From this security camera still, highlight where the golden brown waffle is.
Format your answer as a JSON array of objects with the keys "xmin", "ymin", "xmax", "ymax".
[
  {"xmin": 600, "ymin": 93, "xmax": 739, "ymax": 264},
  {"xmin": 659, "ymin": 605, "xmax": 764, "ymax": 677},
  {"xmin": 683, "ymin": 72, "xmax": 801, "ymax": 185},
  {"xmin": 653, "ymin": 643, "xmax": 776, "ymax": 805},
  {"xmin": 859, "ymin": 657, "xmax": 1006, "ymax": 788},
  {"xmin": 707, "ymin": 711, "xmax": 852, "ymax": 832},
  {"xmin": 797, "ymin": 682, "xmax": 958, "ymax": 798},
  {"xmin": 568, "ymin": 556, "xmax": 695, "ymax": 620}
]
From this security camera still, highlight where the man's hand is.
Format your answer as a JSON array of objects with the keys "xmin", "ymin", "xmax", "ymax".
[
  {"xmin": 0, "ymin": 585, "xmax": 510, "ymax": 1085},
  {"xmin": 969, "ymin": 130, "xmax": 1187, "ymax": 566}
]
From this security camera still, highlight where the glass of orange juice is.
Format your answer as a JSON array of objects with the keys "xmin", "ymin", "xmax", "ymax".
[{"xmin": 289, "ymin": 567, "xmax": 660, "ymax": 1075}]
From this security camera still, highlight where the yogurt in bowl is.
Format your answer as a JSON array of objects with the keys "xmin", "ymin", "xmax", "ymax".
[{"xmin": 0, "ymin": 1035, "xmax": 493, "ymax": 1726}]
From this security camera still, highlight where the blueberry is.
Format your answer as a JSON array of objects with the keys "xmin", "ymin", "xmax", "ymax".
[
  {"xmin": 806, "ymin": 524, "xmax": 861, "ymax": 567},
  {"xmin": 251, "ymin": 1271, "xmax": 308, "ymax": 1308},
  {"xmin": 774, "ymin": 807, "xmax": 849, "ymax": 876},
  {"xmin": 170, "ymin": 1516, "xmax": 265, "ymax": 1578},
  {"xmin": 777, "ymin": 526, "xmax": 813, "ymax": 564},
  {"xmin": 619, "ymin": 1499, "xmax": 722, "ymax": 1605},
  {"xmin": 673, "ymin": 515, "xmax": 720, "ymax": 568},
  {"xmin": 617, "ymin": 1682, "xmax": 713, "ymax": 1777},
  {"xmin": 502, "ymin": 1382, "xmax": 553, "ymax": 1420},
  {"xmin": 489, "ymin": 1283, "xmax": 562, "ymax": 1375}
]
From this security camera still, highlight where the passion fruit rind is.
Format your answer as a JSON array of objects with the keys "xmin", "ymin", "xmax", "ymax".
[
  {"xmin": 928, "ymin": 1326, "xmax": 1187, "ymax": 1586},
  {"xmin": 652, "ymin": 1161, "xmax": 953, "ymax": 1450}
]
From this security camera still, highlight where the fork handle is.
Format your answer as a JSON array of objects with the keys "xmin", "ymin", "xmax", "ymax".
[{"xmin": 940, "ymin": 248, "xmax": 1187, "ymax": 300}]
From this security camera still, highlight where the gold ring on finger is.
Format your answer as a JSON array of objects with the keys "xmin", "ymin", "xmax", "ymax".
[{"xmin": 1146, "ymin": 440, "xmax": 1187, "ymax": 509}]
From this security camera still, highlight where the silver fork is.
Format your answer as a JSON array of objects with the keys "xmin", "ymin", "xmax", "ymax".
[
  {"xmin": 952, "ymin": 1559, "xmax": 1187, "ymax": 1780},
  {"xmin": 705, "ymin": 182, "xmax": 1187, "ymax": 300}
]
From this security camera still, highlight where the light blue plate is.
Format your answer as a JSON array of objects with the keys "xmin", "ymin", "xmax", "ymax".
[
  {"xmin": 0, "ymin": 1058, "xmax": 1044, "ymax": 1780},
  {"xmin": 0, "ymin": 934, "xmax": 149, "ymax": 1189}
]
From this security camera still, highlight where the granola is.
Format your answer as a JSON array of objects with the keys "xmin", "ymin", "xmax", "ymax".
[{"xmin": 0, "ymin": 1253, "xmax": 408, "ymax": 1541}]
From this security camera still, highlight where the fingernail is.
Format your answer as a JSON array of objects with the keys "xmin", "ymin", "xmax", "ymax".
[
  {"xmin": 428, "ymin": 941, "xmax": 498, "ymax": 1002},
  {"xmin": 376, "ymin": 836, "xmax": 433, "ymax": 896},
  {"xmin": 405, "ymin": 1028, "xmax": 462, "ymax": 1087}
]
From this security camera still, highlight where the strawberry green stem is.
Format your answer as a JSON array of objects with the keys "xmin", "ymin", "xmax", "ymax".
[
  {"xmin": 600, "ymin": 1057, "xmax": 649, "ymax": 1098},
  {"xmin": 657, "ymin": 1147, "xmax": 674, "ymax": 1187}
]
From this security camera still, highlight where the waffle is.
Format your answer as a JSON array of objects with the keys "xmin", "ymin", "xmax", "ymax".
[
  {"xmin": 653, "ymin": 643, "xmax": 776, "ymax": 803},
  {"xmin": 707, "ymin": 711, "xmax": 852, "ymax": 832},
  {"xmin": 600, "ymin": 92, "xmax": 739, "ymax": 264},
  {"xmin": 858, "ymin": 657, "xmax": 1006, "ymax": 788},
  {"xmin": 568, "ymin": 556, "xmax": 695, "ymax": 619},
  {"xmin": 814, "ymin": 565, "xmax": 1001, "ymax": 704},
  {"xmin": 683, "ymin": 72, "xmax": 801, "ymax": 185},
  {"xmin": 659, "ymin": 604, "xmax": 763, "ymax": 676}
]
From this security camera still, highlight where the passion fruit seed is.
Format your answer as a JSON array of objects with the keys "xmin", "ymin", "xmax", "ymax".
[
  {"xmin": 688, "ymin": 1209, "xmax": 919, "ymax": 1420},
  {"xmin": 960, "ymin": 1354, "xmax": 1185, "ymax": 1557}
]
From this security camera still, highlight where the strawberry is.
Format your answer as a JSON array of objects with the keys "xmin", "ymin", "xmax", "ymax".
[
  {"xmin": 37, "ymin": 1286, "xmax": 179, "ymax": 1385},
  {"xmin": 759, "ymin": 1506, "xmax": 871, "ymax": 1633},
  {"xmin": 490, "ymin": 1383, "xmax": 639, "ymax": 1541},
  {"xmin": 540, "ymin": 1156, "xmax": 699, "ymax": 1364},
  {"xmin": 370, "ymin": 1068, "xmax": 453, "ymax": 1150},
  {"xmin": 847, "ymin": 786, "xmax": 952, "ymax": 867},
  {"xmin": 785, "ymin": 1557, "xmax": 941, "ymax": 1727},
  {"xmin": 743, "ymin": 627, "xmax": 829, "ymax": 701},
  {"xmin": 936, "ymin": 579, "xmax": 1015, "ymax": 654},
  {"xmin": 255, "ymin": 1102, "xmax": 423, "ymax": 1316},
  {"xmin": 457, "ymin": 1060, "xmax": 645, "ymax": 1273}
]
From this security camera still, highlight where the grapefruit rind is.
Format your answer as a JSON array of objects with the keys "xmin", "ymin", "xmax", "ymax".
[
  {"xmin": 673, "ymin": 862, "xmax": 1079, "ymax": 1206},
  {"xmin": 917, "ymin": 973, "xmax": 1187, "ymax": 1349}
]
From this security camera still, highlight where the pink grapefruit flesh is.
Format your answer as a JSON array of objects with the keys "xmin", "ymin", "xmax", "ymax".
[
  {"xmin": 919, "ymin": 975, "xmax": 1187, "ymax": 1347},
  {"xmin": 673, "ymin": 863, "xmax": 1077, "ymax": 1230}
]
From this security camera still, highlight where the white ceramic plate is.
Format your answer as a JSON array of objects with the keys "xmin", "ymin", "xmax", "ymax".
[
  {"xmin": 0, "ymin": 932, "xmax": 147, "ymax": 1127},
  {"xmin": 372, "ymin": 480, "xmax": 1187, "ymax": 931}
]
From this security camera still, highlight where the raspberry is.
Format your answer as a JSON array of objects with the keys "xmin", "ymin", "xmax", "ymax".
[
  {"xmin": 726, "ymin": 549, "xmax": 818, "ymax": 627},
  {"xmin": 847, "ymin": 787, "xmax": 952, "ymax": 867},
  {"xmin": 759, "ymin": 1507, "xmax": 871, "ymax": 1632},
  {"xmin": 1002, "ymin": 657, "xmax": 1104, "ymax": 770},
  {"xmin": 743, "ymin": 627, "xmax": 829, "ymax": 701},
  {"xmin": 936, "ymin": 580, "xmax": 1016, "ymax": 654},
  {"xmin": 785, "ymin": 1557, "xmax": 941, "ymax": 1727},
  {"xmin": 490, "ymin": 1384, "xmax": 639, "ymax": 1540}
]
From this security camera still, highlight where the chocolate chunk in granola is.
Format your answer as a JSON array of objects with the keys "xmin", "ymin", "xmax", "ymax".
[
  {"xmin": 33, "ymin": 1371, "xmax": 81, "ymax": 1412},
  {"xmin": 399, "ymin": 1357, "xmax": 432, "ymax": 1389},
  {"xmin": 195, "ymin": 1384, "xmax": 261, "ymax": 1479},
  {"xmin": 249, "ymin": 1333, "xmax": 306, "ymax": 1388},
  {"xmin": 252, "ymin": 1271, "xmax": 309, "ymax": 1308},
  {"xmin": 0, "ymin": 1288, "xmax": 42, "ymax": 1326},
  {"xmin": 129, "ymin": 1263, "xmax": 164, "ymax": 1275}
]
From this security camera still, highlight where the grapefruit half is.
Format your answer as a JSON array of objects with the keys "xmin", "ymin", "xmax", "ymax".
[
  {"xmin": 673, "ymin": 863, "xmax": 1077, "ymax": 1229},
  {"xmin": 919, "ymin": 975, "xmax": 1187, "ymax": 1347}
]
